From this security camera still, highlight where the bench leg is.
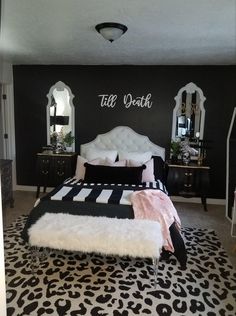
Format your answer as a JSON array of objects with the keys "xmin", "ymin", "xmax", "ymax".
[
  {"xmin": 30, "ymin": 246, "xmax": 50, "ymax": 274},
  {"xmin": 152, "ymin": 257, "xmax": 159, "ymax": 288},
  {"xmin": 30, "ymin": 246, "xmax": 40, "ymax": 274}
]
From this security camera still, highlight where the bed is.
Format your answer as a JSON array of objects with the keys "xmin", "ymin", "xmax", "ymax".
[{"xmin": 22, "ymin": 126, "xmax": 187, "ymax": 279}]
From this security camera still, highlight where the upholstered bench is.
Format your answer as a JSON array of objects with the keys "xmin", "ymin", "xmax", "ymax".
[{"xmin": 28, "ymin": 213, "xmax": 164, "ymax": 285}]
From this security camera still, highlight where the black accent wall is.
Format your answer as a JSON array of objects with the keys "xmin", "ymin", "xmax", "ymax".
[{"xmin": 13, "ymin": 65, "xmax": 236, "ymax": 199}]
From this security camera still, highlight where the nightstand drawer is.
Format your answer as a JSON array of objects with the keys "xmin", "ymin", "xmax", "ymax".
[
  {"xmin": 166, "ymin": 163, "xmax": 210, "ymax": 210},
  {"xmin": 36, "ymin": 153, "xmax": 77, "ymax": 197}
]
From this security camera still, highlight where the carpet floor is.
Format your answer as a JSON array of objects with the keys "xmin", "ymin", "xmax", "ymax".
[{"xmin": 4, "ymin": 215, "xmax": 236, "ymax": 316}]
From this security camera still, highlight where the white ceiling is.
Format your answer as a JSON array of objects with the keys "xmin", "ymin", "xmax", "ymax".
[{"xmin": 1, "ymin": 0, "xmax": 236, "ymax": 65}]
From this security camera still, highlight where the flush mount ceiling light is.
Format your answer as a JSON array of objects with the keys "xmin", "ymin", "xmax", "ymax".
[{"xmin": 95, "ymin": 22, "xmax": 128, "ymax": 42}]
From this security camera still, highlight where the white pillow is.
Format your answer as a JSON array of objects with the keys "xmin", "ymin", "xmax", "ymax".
[
  {"xmin": 105, "ymin": 158, "xmax": 126, "ymax": 167},
  {"xmin": 74, "ymin": 156, "xmax": 126, "ymax": 180},
  {"xmin": 119, "ymin": 151, "xmax": 152, "ymax": 164},
  {"xmin": 84, "ymin": 147, "xmax": 118, "ymax": 162},
  {"xmin": 127, "ymin": 158, "xmax": 155, "ymax": 182}
]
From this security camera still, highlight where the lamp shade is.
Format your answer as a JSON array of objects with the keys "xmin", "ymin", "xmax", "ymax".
[
  {"xmin": 50, "ymin": 115, "xmax": 69, "ymax": 126},
  {"xmin": 95, "ymin": 22, "xmax": 128, "ymax": 42}
]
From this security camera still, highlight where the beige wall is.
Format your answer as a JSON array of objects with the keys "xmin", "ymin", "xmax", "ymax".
[{"xmin": 0, "ymin": 61, "xmax": 13, "ymax": 84}]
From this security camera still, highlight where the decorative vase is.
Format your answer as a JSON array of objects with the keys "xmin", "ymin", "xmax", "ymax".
[{"xmin": 66, "ymin": 146, "xmax": 73, "ymax": 152}]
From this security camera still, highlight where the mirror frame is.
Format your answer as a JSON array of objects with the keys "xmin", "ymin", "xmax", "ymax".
[
  {"xmin": 171, "ymin": 82, "xmax": 206, "ymax": 140},
  {"xmin": 46, "ymin": 81, "xmax": 75, "ymax": 151}
]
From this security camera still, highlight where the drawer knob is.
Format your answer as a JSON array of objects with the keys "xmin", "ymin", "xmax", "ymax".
[
  {"xmin": 184, "ymin": 184, "xmax": 192, "ymax": 188},
  {"xmin": 42, "ymin": 171, "xmax": 48, "ymax": 175},
  {"xmin": 57, "ymin": 171, "xmax": 65, "ymax": 176},
  {"xmin": 185, "ymin": 172, "xmax": 192, "ymax": 176},
  {"xmin": 57, "ymin": 160, "xmax": 65, "ymax": 164}
]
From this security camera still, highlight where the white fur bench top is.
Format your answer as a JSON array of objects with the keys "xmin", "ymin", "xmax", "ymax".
[{"xmin": 28, "ymin": 213, "xmax": 164, "ymax": 259}]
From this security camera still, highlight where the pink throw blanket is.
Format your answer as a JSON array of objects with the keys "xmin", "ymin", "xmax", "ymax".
[{"xmin": 131, "ymin": 190, "xmax": 181, "ymax": 252}]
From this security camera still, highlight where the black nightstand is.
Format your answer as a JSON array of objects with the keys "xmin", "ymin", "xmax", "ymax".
[
  {"xmin": 166, "ymin": 162, "xmax": 210, "ymax": 211},
  {"xmin": 0, "ymin": 159, "xmax": 14, "ymax": 209},
  {"xmin": 36, "ymin": 152, "xmax": 77, "ymax": 198}
]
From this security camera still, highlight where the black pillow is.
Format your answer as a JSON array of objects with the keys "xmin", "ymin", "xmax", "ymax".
[
  {"xmin": 84, "ymin": 163, "xmax": 146, "ymax": 184},
  {"xmin": 152, "ymin": 155, "xmax": 167, "ymax": 184}
]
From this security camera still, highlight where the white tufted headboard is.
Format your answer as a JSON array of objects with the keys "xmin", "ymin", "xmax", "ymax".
[{"xmin": 80, "ymin": 126, "xmax": 165, "ymax": 161}]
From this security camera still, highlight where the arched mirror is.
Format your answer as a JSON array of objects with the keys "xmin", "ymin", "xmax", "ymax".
[
  {"xmin": 46, "ymin": 81, "xmax": 75, "ymax": 151},
  {"xmin": 172, "ymin": 82, "xmax": 206, "ymax": 141}
]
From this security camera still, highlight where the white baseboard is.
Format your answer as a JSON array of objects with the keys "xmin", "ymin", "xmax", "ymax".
[
  {"xmin": 170, "ymin": 196, "xmax": 225, "ymax": 206},
  {"xmin": 15, "ymin": 185, "xmax": 53, "ymax": 193}
]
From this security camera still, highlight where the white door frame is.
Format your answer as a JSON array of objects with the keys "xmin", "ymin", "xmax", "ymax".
[
  {"xmin": 0, "ymin": 177, "xmax": 6, "ymax": 316},
  {"xmin": 1, "ymin": 83, "xmax": 16, "ymax": 189},
  {"xmin": 226, "ymin": 107, "xmax": 236, "ymax": 222}
]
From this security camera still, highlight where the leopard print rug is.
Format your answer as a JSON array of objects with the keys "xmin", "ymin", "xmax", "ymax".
[{"xmin": 4, "ymin": 215, "xmax": 236, "ymax": 316}]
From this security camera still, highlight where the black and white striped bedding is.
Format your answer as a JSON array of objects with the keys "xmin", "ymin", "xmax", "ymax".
[
  {"xmin": 41, "ymin": 178, "xmax": 167, "ymax": 206},
  {"xmin": 22, "ymin": 177, "xmax": 187, "ymax": 267}
]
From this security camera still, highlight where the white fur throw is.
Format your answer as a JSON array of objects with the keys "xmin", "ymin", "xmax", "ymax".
[{"xmin": 28, "ymin": 213, "xmax": 163, "ymax": 259}]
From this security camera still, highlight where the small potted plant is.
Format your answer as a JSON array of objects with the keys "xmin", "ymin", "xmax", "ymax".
[
  {"xmin": 170, "ymin": 139, "xmax": 181, "ymax": 163},
  {"xmin": 63, "ymin": 131, "xmax": 75, "ymax": 152}
]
